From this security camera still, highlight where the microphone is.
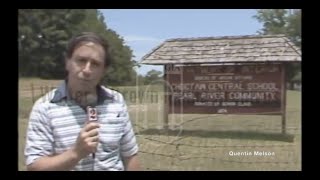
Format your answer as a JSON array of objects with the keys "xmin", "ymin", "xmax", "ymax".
[{"xmin": 85, "ymin": 94, "xmax": 98, "ymax": 159}]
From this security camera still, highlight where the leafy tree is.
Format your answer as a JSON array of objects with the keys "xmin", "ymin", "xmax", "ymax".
[
  {"xmin": 144, "ymin": 70, "xmax": 163, "ymax": 85},
  {"xmin": 137, "ymin": 75, "xmax": 145, "ymax": 86},
  {"xmin": 18, "ymin": 9, "xmax": 137, "ymax": 86},
  {"xmin": 253, "ymin": 9, "xmax": 301, "ymax": 85},
  {"xmin": 19, "ymin": 9, "xmax": 87, "ymax": 78}
]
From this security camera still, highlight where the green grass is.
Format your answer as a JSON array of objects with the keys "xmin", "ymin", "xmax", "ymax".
[
  {"xmin": 18, "ymin": 78, "xmax": 301, "ymax": 171},
  {"xmin": 127, "ymin": 90, "xmax": 301, "ymax": 171}
]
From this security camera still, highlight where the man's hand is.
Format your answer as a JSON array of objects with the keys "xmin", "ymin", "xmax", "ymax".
[
  {"xmin": 72, "ymin": 122, "xmax": 100, "ymax": 159},
  {"xmin": 26, "ymin": 122, "xmax": 100, "ymax": 171}
]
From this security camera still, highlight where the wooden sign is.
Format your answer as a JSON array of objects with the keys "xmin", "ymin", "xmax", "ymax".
[{"xmin": 165, "ymin": 64, "xmax": 284, "ymax": 114}]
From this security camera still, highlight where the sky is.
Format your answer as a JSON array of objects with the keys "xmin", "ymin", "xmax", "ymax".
[{"xmin": 100, "ymin": 9, "xmax": 263, "ymax": 76}]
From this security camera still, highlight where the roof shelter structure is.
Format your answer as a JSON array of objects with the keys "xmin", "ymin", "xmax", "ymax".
[{"xmin": 141, "ymin": 34, "xmax": 301, "ymax": 134}]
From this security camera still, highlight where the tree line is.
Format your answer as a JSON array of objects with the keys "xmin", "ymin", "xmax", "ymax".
[{"xmin": 18, "ymin": 9, "xmax": 140, "ymax": 86}]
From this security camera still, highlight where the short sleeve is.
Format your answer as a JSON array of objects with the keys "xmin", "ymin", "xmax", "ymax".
[
  {"xmin": 24, "ymin": 101, "xmax": 54, "ymax": 166},
  {"xmin": 119, "ymin": 101, "xmax": 138, "ymax": 157}
]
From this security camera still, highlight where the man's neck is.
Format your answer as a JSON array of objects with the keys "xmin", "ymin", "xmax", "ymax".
[{"xmin": 67, "ymin": 85, "xmax": 98, "ymax": 107}]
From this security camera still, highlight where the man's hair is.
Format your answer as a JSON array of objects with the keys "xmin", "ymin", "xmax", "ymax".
[{"xmin": 65, "ymin": 32, "xmax": 112, "ymax": 67}]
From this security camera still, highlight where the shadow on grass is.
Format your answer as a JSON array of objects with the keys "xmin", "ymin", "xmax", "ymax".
[{"xmin": 138, "ymin": 128, "xmax": 294, "ymax": 142}]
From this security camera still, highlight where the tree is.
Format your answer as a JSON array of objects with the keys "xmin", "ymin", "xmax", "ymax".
[
  {"xmin": 253, "ymin": 9, "xmax": 301, "ymax": 85},
  {"xmin": 18, "ymin": 9, "xmax": 87, "ymax": 78},
  {"xmin": 137, "ymin": 75, "xmax": 145, "ymax": 86},
  {"xmin": 18, "ymin": 9, "xmax": 137, "ymax": 86},
  {"xmin": 144, "ymin": 70, "xmax": 163, "ymax": 85}
]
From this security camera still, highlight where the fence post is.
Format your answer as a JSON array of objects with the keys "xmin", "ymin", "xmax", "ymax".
[
  {"xmin": 155, "ymin": 91, "xmax": 158, "ymax": 103},
  {"xmin": 281, "ymin": 64, "xmax": 287, "ymax": 134},
  {"xmin": 31, "ymin": 83, "xmax": 35, "ymax": 103},
  {"xmin": 40, "ymin": 85, "xmax": 42, "ymax": 97},
  {"xmin": 46, "ymin": 85, "xmax": 49, "ymax": 95},
  {"xmin": 163, "ymin": 65, "xmax": 169, "ymax": 130}
]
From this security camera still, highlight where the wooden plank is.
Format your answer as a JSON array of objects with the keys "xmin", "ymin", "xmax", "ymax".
[
  {"xmin": 281, "ymin": 64, "xmax": 287, "ymax": 134},
  {"xmin": 163, "ymin": 65, "xmax": 169, "ymax": 130}
]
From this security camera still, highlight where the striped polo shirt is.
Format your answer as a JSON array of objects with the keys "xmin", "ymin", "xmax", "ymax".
[{"xmin": 24, "ymin": 81, "xmax": 139, "ymax": 171}]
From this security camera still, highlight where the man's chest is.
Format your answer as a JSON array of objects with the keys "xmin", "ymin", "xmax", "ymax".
[{"xmin": 47, "ymin": 104, "xmax": 126, "ymax": 153}]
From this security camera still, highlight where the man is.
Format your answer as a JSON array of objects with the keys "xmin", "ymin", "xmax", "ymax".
[{"xmin": 24, "ymin": 32, "xmax": 140, "ymax": 171}]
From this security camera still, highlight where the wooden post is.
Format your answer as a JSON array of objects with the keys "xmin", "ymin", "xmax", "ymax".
[
  {"xmin": 46, "ymin": 85, "xmax": 49, "ymax": 95},
  {"xmin": 163, "ymin": 65, "xmax": 169, "ymax": 130},
  {"xmin": 31, "ymin": 83, "xmax": 35, "ymax": 103},
  {"xmin": 135, "ymin": 72, "xmax": 139, "ymax": 131},
  {"xmin": 281, "ymin": 64, "xmax": 287, "ymax": 134}
]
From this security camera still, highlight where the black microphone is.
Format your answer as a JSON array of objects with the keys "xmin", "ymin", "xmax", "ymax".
[{"xmin": 86, "ymin": 94, "xmax": 98, "ymax": 159}]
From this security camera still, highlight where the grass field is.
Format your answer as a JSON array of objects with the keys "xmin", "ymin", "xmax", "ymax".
[{"xmin": 18, "ymin": 78, "xmax": 301, "ymax": 171}]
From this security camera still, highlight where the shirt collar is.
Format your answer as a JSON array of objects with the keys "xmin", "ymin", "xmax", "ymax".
[{"xmin": 50, "ymin": 80, "xmax": 114, "ymax": 104}]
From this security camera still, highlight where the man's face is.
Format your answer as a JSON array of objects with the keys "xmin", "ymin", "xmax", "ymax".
[{"xmin": 66, "ymin": 42, "xmax": 106, "ymax": 94}]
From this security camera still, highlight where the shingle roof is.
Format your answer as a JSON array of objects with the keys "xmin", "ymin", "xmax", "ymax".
[{"xmin": 140, "ymin": 34, "xmax": 301, "ymax": 65}]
